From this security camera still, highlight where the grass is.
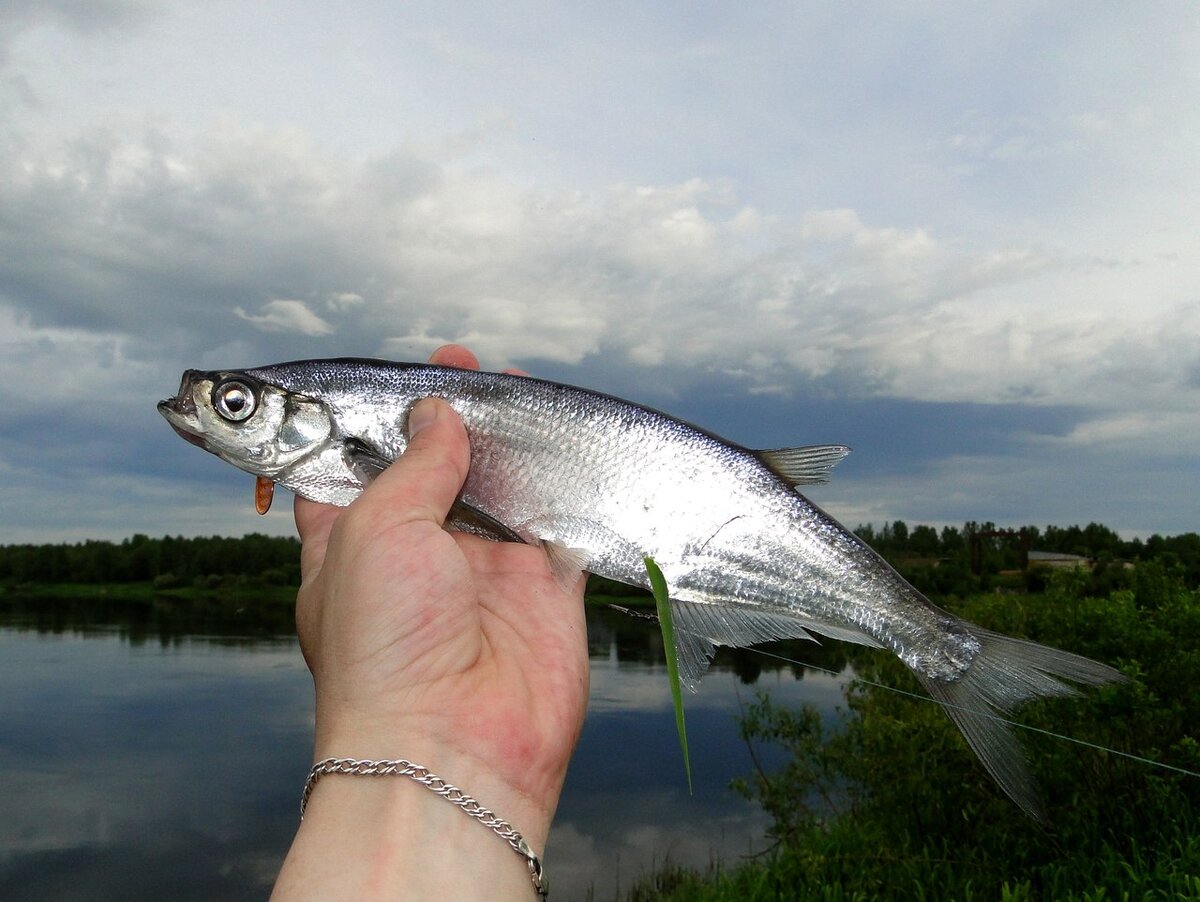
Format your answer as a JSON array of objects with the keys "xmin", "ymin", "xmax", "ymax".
[{"xmin": 611, "ymin": 579, "xmax": 1200, "ymax": 900}]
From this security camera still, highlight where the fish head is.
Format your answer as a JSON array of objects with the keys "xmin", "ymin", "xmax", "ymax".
[{"xmin": 158, "ymin": 369, "xmax": 336, "ymax": 481}]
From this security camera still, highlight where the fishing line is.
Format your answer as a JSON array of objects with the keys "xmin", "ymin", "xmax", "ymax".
[
  {"xmin": 610, "ymin": 604, "xmax": 1200, "ymax": 780},
  {"xmin": 746, "ymin": 646, "xmax": 1200, "ymax": 781}
]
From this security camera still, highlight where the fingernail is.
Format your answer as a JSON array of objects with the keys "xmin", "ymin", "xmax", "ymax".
[{"xmin": 408, "ymin": 398, "xmax": 439, "ymax": 436}]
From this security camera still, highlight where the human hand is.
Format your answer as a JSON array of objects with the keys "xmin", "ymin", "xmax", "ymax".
[{"xmin": 273, "ymin": 345, "xmax": 589, "ymax": 899}]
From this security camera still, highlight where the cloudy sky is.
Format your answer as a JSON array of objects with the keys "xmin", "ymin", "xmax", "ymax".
[{"xmin": 1, "ymin": 1, "xmax": 1197, "ymax": 544}]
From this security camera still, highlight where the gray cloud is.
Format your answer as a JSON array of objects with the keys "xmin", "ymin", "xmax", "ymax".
[
  {"xmin": 0, "ymin": 0, "xmax": 158, "ymax": 71},
  {"xmin": 0, "ymin": 4, "xmax": 1197, "ymax": 541},
  {"xmin": 7, "ymin": 120, "xmax": 1188, "ymax": 415}
]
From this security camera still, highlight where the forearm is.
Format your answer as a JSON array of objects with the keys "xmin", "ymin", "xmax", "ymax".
[{"xmin": 272, "ymin": 759, "xmax": 549, "ymax": 900}]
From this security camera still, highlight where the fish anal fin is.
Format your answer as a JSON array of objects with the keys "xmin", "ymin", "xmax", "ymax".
[
  {"xmin": 667, "ymin": 600, "xmax": 829, "ymax": 689},
  {"xmin": 801, "ymin": 621, "xmax": 884, "ymax": 648},
  {"xmin": 673, "ymin": 628, "xmax": 716, "ymax": 692},
  {"xmin": 756, "ymin": 444, "xmax": 852, "ymax": 486}
]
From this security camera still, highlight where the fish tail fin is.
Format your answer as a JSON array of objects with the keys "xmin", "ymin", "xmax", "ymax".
[{"xmin": 916, "ymin": 628, "xmax": 1124, "ymax": 823}]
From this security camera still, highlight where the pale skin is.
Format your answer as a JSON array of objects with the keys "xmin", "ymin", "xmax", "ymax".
[{"xmin": 272, "ymin": 345, "xmax": 590, "ymax": 900}]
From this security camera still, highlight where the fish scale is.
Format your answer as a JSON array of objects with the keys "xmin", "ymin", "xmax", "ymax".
[{"xmin": 160, "ymin": 356, "xmax": 1124, "ymax": 822}]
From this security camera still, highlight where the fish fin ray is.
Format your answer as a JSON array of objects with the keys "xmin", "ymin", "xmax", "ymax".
[
  {"xmin": 799, "ymin": 621, "xmax": 884, "ymax": 648},
  {"xmin": 755, "ymin": 445, "xmax": 852, "ymax": 486},
  {"xmin": 447, "ymin": 503, "xmax": 526, "ymax": 544},
  {"xmin": 917, "ymin": 627, "xmax": 1125, "ymax": 824},
  {"xmin": 668, "ymin": 600, "xmax": 835, "ymax": 689},
  {"xmin": 673, "ymin": 627, "xmax": 717, "ymax": 692},
  {"xmin": 669, "ymin": 597, "xmax": 884, "ymax": 650},
  {"xmin": 343, "ymin": 438, "xmax": 390, "ymax": 484},
  {"xmin": 541, "ymin": 541, "xmax": 590, "ymax": 592}
]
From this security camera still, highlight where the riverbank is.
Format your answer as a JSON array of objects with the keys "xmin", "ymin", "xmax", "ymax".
[
  {"xmin": 1, "ymin": 580, "xmax": 300, "ymax": 605},
  {"xmin": 613, "ymin": 576, "xmax": 1200, "ymax": 900},
  {"xmin": 1, "ymin": 573, "xmax": 654, "ymax": 607}
]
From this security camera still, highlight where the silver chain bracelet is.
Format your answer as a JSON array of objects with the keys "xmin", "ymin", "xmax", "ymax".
[{"xmin": 300, "ymin": 757, "xmax": 547, "ymax": 898}]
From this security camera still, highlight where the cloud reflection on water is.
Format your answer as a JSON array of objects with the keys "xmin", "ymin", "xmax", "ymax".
[
  {"xmin": 558, "ymin": 626, "xmax": 850, "ymax": 900},
  {"xmin": 0, "ymin": 606, "xmax": 851, "ymax": 900}
]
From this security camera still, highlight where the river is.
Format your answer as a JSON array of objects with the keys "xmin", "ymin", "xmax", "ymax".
[{"xmin": 0, "ymin": 597, "xmax": 850, "ymax": 901}]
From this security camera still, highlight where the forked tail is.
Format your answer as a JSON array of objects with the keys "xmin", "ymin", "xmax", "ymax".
[{"xmin": 916, "ymin": 628, "xmax": 1124, "ymax": 822}]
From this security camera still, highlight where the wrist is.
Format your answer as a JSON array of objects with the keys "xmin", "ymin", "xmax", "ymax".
[
  {"xmin": 274, "ymin": 755, "xmax": 548, "ymax": 899},
  {"xmin": 310, "ymin": 692, "xmax": 571, "ymax": 847}
]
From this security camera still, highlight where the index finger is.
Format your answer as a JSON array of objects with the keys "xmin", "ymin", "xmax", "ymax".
[
  {"xmin": 430, "ymin": 343, "xmax": 527, "ymax": 376},
  {"xmin": 295, "ymin": 495, "xmax": 341, "ymax": 582},
  {"xmin": 429, "ymin": 344, "xmax": 480, "ymax": 370}
]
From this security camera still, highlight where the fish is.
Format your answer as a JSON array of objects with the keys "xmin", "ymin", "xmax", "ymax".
[{"xmin": 158, "ymin": 357, "xmax": 1123, "ymax": 820}]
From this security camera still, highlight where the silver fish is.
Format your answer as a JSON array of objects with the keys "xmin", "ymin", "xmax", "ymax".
[{"xmin": 159, "ymin": 358, "xmax": 1122, "ymax": 820}]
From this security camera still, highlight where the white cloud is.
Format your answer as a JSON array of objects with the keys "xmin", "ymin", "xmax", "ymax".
[
  {"xmin": 235, "ymin": 299, "xmax": 334, "ymax": 336},
  {"xmin": 327, "ymin": 291, "xmax": 364, "ymax": 311}
]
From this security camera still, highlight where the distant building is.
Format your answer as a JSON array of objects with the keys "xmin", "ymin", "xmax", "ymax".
[{"xmin": 1028, "ymin": 550, "xmax": 1092, "ymax": 569}]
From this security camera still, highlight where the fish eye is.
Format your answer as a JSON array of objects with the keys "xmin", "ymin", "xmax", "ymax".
[{"xmin": 213, "ymin": 379, "xmax": 258, "ymax": 422}]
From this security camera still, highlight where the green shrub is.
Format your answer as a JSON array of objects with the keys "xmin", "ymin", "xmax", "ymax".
[{"xmin": 626, "ymin": 578, "xmax": 1200, "ymax": 899}]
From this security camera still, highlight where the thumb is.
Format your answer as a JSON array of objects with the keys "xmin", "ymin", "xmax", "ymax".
[{"xmin": 353, "ymin": 397, "xmax": 471, "ymax": 532}]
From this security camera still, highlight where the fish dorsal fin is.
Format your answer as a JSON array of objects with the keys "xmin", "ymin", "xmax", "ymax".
[{"xmin": 755, "ymin": 444, "xmax": 851, "ymax": 486}]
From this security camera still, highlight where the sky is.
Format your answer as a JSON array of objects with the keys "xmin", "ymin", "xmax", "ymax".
[{"xmin": 0, "ymin": 1, "xmax": 1197, "ymax": 544}]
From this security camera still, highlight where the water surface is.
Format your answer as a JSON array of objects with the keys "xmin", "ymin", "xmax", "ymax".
[{"xmin": 0, "ymin": 598, "xmax": 849, "ymax": 900}]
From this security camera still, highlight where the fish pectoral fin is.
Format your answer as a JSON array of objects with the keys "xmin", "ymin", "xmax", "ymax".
[
  {"xmin": 541, "ymin": 540, "xmax": 591, "ymax": 591},
  {"xmin": 342, "ymin": 438, "xmax": 391, "ymax": 485},
  {"xmin": 608, "ymin": 603, "xmax": 660, "ymax": 622},
  {"xmin": 514, "ymin": 515, "xmax": 598, "ymax": 590},
  {"xmin": 755, "ymin": 444, "xmax": 852, "ymax": 486}
]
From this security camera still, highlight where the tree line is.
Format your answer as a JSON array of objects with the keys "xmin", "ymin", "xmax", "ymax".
[
  {"xmin": 854, "ymin": 518, "xmax": 1198, "ymax": 565},
  {"xmin": 0, "ymin": 522, "xmax": 1196, "ymax": 594},
  {"xmin": 853, "ymin": 519, "xmax": 1200, "ymax": 596},
  {"xmin": 0, "ymin": 533, "xmax": 301, "ymax": 589}
]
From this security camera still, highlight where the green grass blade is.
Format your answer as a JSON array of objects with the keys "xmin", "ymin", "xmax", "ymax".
[{"xmin": 644, "ymin": 555, "xmax": 693, "ymax": 794}]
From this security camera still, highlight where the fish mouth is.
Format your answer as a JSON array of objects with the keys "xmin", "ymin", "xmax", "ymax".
[
  {"xmin": 165, "ymin": 415, "xmax": 208, "ymax": 449},
  {"xmin": 158, "ymin": 372, "xmax": 207, "ymax": 449}
]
